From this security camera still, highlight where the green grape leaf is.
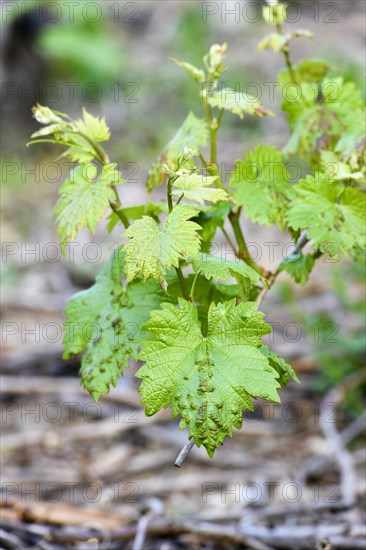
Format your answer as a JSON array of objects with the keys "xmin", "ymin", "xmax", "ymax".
[
  {"xmin": 31, "ymin": 123, "xmax": 67, "ymax": 139},
  {"xmin": 124, "ymin": 205, "xmax": 201, "ymax": 290},
  {"xmin": 230, "ymin": 144, "xmax": 293, "ymax": 227},
  {"xmin": 31, "ymin": 105, "xmax": 112, "ymax": 163},
  {"xmin": 54, "ymin": 163, "xmax": 122, "ymax": 250},
  {"xmin": 207, "ymin": 89, "xmax": 274, "ymax": 118},
  {"xmin": 260, "ymin": 346, "xmax": 299, "ymax": 386},
  {"xmin": 320, "ymin": 151, "xmax": 364, "ymax": 183},
  {"xmin": 280, "ymin": 76, "xmax": 364, "ymax": 163},
  {"xmin": 335, "ymin": 107, "xmax": 366, "ymax": 168},
  {"xmin": 172, "ymin": 174, "xmax": 232, "ymax": 205},
  {"xmin": 63, "ymin": 249, "xmax": 171, "ymax": 401},
  {"xmin": 147, "ymin": 112, "xmax": 208, "ymax": 192},
  {"xmin": 191, "ymin": 253, "xmax": 262, "ymax": 284},
  {"xmin": 167, "ymin": 273, "xmax": 243, "ymax": 330},
  {"xmin": 192, "ymin": 203, "xmax": 232, "ymax": 243},
  {"xmin": 258, "ymin": 32, "xmax": 288, "ymax": 53},
  {"xmin": 75, "ymin": 108, "xmax": 111, "ymax": 143},
  {"xmin": 63, "ymin": 248, "xmax": 126, "ymax": 400},
  {"xmin": 61, "ymin": 134, "xmax": 97, "ymax": 163},
  {"xmin": 279, "ymin": 252, "xmax": 316, "ymax": 285},
  {"xmin": 286, "ymin": 174, "xmax": 366, "ymax": 257},
  {"xmin": 138, "ymin": 299, "xmax": 280, "ymax": 457},
  {"xmin": 279, "ymin": 60, "xmax": 330, "ymax": 86},
  {"xmin": 107, "ymin": 202, "xmax": 168, "ymax": 232}
]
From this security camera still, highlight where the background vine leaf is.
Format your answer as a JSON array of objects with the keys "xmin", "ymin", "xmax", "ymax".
[
  {"xmin": 230, "ymin": 144, "xmax": 293, "ymax": 227},
  {"xmin": 286, "ymin": 174, "xmax": 366, "ymax": 257}
]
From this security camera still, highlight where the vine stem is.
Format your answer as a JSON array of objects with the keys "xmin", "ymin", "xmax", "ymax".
[
  {"xmin": 174, "ymin": 438, "xmax": 195, "ymax": 468},
  {"xmin": 228, "ymin": 209, "xmax": 264, "ymax": 274},
  {"xmin": 275, "ymin": 22, "xmax": 310, "ymax": 107},
  {"xmin": 189, "ymin": 272, "xmax": 200, "ymax": 302},
  {"xmin": 255, "ymin": 232, "xmax": 309, "ymax": 307},
  {"xmin": 167, "ymin": 176, "xmax": 191, "ymax": 302},
  {"xmin": 221, "ymin": 227, "xmax": 236, "ymax": 252},
  {"xmin": 175, "ymin": 266, "xmax": 190, "ymax": 302},
  {"xmin": 109, "ymin": 195, "xmax": 130, "ymax": 230},
  {"xmin": 202, "ymin": 88, "xmax": 261, "ymax": 273},
  {"xmin": 275, "ymin": 23, "xmax": 297, "ymax": 83},
  {"xmin": 73, "ymin": 129, "xmax": 130, "ymax": 230}
]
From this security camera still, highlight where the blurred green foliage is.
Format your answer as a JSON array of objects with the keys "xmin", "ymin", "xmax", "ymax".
[
  {"xmin": 279, "ymin": 260, "xmax": 366, "ymax": 413},
  {"xmin": 36, "ymin": 4, "xmax": 123, "ymax": 85}
]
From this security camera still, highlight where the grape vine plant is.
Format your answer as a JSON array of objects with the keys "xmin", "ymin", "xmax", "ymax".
[{"xmin": 29, "ymin": 1, "xmax": 365, "ymax": 459}]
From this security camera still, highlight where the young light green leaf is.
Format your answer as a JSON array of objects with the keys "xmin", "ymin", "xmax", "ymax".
[
  {"xmin": 170, "ymin": 57, "xmax": 206, "ymax": 82},
  {"xmin": 171, "ymin": 174, "xmax": 231, "ymax": 205},
  {"xmin": 55, "ymin": 163, "xmax": 122, "ymax": 250},
  {"xmin": 230, "ymin": 144, "xmax": 293, "ymax": 227},
  {"xmin": 286, "ymin": 174, "xmax": 366, "ymax": 257},
  {"xmin": 207, "ymin": 89, "xmax": 274, "ymax": 118},
  {"xmin": 62, "ymin": 141, "xmax": 98, "ymax": 163},
  {"xmin": 30, "ymin": 105, "xmax": 112, "ymax": 163},
  {"xmin": 191, "ymin": 253, "xmax": 262, "ymax": 284},
  {"xmin": 138, "ymin": 299, "xmax": 280, "ymax": 457},
  {"xmin": 147, "ymin": 112, "xmax": 208, "ymax": 192},
  {"xmin": 75, "ymin": 108, "xmax": 111, "ymax": 142},
  {"xmin": 204, "ymin": 43, "xmax": 228, "ymax": 79},
  {"xmin": 124, "ymin": 205, "xmax": 201, "ymax": 290}
]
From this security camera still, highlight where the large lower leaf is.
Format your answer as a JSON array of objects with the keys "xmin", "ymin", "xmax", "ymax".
[
  {"xmin": 63, "ymin": 249, "xmax": 170, "ymax": 401},
  {"xmin": 138, "ymin": 299, "xmax": 280, "ymax": 457}
]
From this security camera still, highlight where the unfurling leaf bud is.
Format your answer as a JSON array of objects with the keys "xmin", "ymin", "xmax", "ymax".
[
  {"xmin": 32, "ymin": 104, "xmax": 65, "ymax": 125},
  {"xmin": 204, "ymin": 43, "xmax": 228, "ymax": 80},
  {"xmin": 262, "ymin": 2, "xmax": 287, "ymax": 26}
]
